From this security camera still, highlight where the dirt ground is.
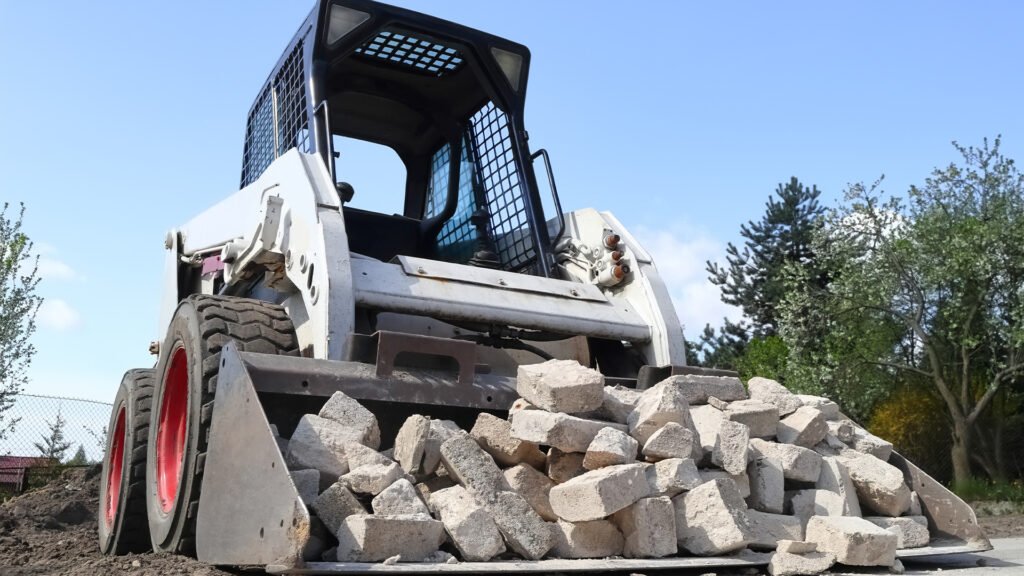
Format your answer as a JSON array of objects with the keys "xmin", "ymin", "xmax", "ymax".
[{"xmin": 1, "ymin": 466, "xmax": 1023, "ymax": 576}]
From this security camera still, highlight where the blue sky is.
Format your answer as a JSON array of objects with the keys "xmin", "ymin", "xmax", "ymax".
[{"xmin": 1, "ymin": 1, "xmax": 1022, "ymax": 403}]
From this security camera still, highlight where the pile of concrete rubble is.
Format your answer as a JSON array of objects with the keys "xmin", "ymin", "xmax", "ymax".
[{"xmin": 277, "ymin": 359, "xmax": 930, "ymax": 575}]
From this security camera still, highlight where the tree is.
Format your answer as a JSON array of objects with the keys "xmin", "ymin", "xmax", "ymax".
[
  {"xmin": 67, "ymin": 445, "xmax": 89, "ymax": 466},
  {"xmin": 780, "ymin": 138, "xmax": 1024, "ymax": 483},
  {"xmin": 0, "ymin": 202, "xmax": 42, "ymax": 441},
  {"xmin": 34, "ymin": 408, "xmax": 72, "ymax": 463},
  {"xmin": 694, "ymin": 320, "xmax": 750, "ymax": 369}
]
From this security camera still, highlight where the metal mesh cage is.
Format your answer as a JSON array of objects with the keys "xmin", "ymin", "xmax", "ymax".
[
  {"xmin": 355, "ymin": 28, "xmax": 465, "ymax": 77},
  {"xmin": 240, "ymin": 86, "xmax": 275, "ymax": 188}
]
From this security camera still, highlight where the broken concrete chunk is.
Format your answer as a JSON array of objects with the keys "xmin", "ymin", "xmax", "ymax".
[
  {"xmin": 713, "ymin": 420, "xmax": 750, "ymax": 475},
  {"xmin": 777, "ymin": 406, "xmax": 828, "ymax": 448},
  {"xmin": 707, "ymin": 396, "xmax": 730, "ymax": 410},
  {"xmin": 504, "ymin": 463, "xmax": 558, "ymax": 521},
  {"xmin": 480, "ymin": 490, "xmax": 555, "ymax": 560},
  {"xmin": 611, "ymin": 496, "xmax": 677, "ymax": 558},
  {"xmin": 827, "ymin": 419, "xmax": 855, "ymax": 443},
  {"xmin": 549, "ymin": 463, "xmax": 651, "ymax": 522},
  {"xmin": 415, "ymin": 476, "xmax": 456, "ymax": 502},
  {"xmin": 508, "ymin": 398, "xmax": 537, "ymax": 420},
  {"xmin": 816, "ymin": 456, "xmax": 862, "ymax": 517},
  {"xmin": 335, "ymin": 514, "xmax": 444, "ymax": 562},
  {"xmin": 849, "ymin": 426, "xmax": 894, "ymax": 461},
  {"xmin": 725, "ymin": 399, "xmax": 780, "ymax": 439},
  {"xmin": 421, "ymin": 419, "xmax": 463, "ymax": 476},
  {"xmin": 318, "ymin": 391, "xmax": 381, "ymax": 449},
  {"xmin": 747, "ymin": 456, "xmax": 784, "ymax": 514},
  {"xmin": 510, "ymin": 410, "xmax": 628, "ymax": 453},
  {"xmin": 690, "ymin": 404, "xmax": 723, "ymax": 457},
  {"xmin": 768, "ymin": 549, "xmax": 837, "ymax": 576},
  {"xmin": 844, "ymin": 453, "xmax": 911, "ymax": 517},
  {"xmin": 786, "ymin": 489, "xmax": 846, "ymax": 527},
  {"xmin": 546, "ymin": 448, "xmax": 587, "ymax": 484},
  {"xmin": 747, "ymin": 376, "xmax": 803, "ymax": 416},
  {"xmin": 550, "ymin": 519, "xmax": 624, "ymax": 559},
  {"xmin": 646, "ymin": 457, "xmax": 702, "ymax": 496},
  {"xmin": 750, "ymin": 438, "xmax": 822, "ymax": 483},
  {"xmin": 372, "ymin": 478, "xmax": 430, "ymax": 516},
  {"xmin": 516, "ymin": 359, "xmax": 604, "ymax": 413},
  {"xmin": 286, "ymin": 414, "xmax": 363, "ymax": 478},
  {"xmin": 795, "ymin": 394, "xmax": 841, "ymax": 420},
  {"xmin": 393, "ymin": 415, "xmax": 432, "ymax": 475},
  {"xmin": 699, "ymin": 469, "xmax": 751, "ymax": 499},
  {"xmin": 311, "ymin": 482, "xmax": 367, "ymax": 539},
  {"xmin": 865, "ymin": 516, "xmax": 930, "ymax": 549},
  {"xmin": 343, "ymin": 442, "xmax": 393, "ymax": 471},
  {"xmin": 342, "ymin": 462, "xmax": 404, "ymax": 496},
  {"xmin": 597, "ymin": 385, "xmax": 643, "ymax": 424},
  {"xmin": 673, "ymin": 478, "xmax": 754, "ymax": 556},
  {"xmin": 627, "ymin": 379, "xmax": 697, "ymax": 445},
  {"xmin": 583, "ymin": 426, "xmax": 639, "ymax": 470},
  {"xmin": 777, "ymin": 539, "xmax": 817, "ymax": 554},
  {"xmin": 805, "ymin": 516, "xmax": 898, "ymax": 567},
  {"xmin": 471, "ymin": 413, "xmax": 546, "ymax": 469},
  {"xmin": 662, "ymin": 373, "xmax": 748, "ymax": 404},
  {"xmin": 428, "ymin": 486, "xmax": 505, "ymax": 561},
  {"xmin": 438, "ymin": 433, "xmax": 511, "ymax": 499},
  {"xmin": 642, "ymin": 422, "xmax": 696, "ymax": 461},
  {"xmin": 746, "ymin": 510, "xmax": 803, "ymax": 550},
  {"xmin": 290, "ymin": 469, "xmax": 320, "ymax": 506},
  {"xmin": 908, "ymin": 491, "xmax": 923, "ymax": 516}
]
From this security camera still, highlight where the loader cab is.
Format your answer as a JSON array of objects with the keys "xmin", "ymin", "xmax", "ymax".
[{"xmin": 240, "ymin": 0, "xmax": 557, "ymax": 276}]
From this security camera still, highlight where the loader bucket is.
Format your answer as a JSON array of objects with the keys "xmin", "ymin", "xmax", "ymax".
[{"xmin": 196, "ymin": 342, "xmax": 991, "ymax": 573}]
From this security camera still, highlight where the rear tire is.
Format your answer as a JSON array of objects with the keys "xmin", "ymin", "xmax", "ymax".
[
  {"xmin": 98, "ymin": 369, "xmax": 154, "ymax": 555},
  {"xmin": 145, "ymin": 295, "xmax": 298, "ymax": 555}
]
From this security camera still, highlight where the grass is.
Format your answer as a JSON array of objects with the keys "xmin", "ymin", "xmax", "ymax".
[{"xmin": 952, "ymin": 477, "xmax": 1024, "ymax": 503}]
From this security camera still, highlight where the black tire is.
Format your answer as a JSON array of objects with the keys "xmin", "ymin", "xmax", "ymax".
[
  {"xmin": 98, "ymin": 369, "xmax": 154, "ymax": 555},
  {"xmin": 145, "ymin": 295, "xmax": 299, "ymax": 555}
]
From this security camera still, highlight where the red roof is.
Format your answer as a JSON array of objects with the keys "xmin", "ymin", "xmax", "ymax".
[{"xmin": 0, "ymin": 456, "xmax": 56, "ymax": 485}]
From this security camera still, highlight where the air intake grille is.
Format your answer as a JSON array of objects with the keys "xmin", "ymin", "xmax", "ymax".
[{"xmin": 356, "ymin": 28, "xmax": 464, "ymax": 77}]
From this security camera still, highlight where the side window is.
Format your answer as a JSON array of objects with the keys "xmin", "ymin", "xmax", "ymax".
[
  {"xmin": 424, "ymin": 138, "xmax": 479, "ymax": 264},
  {"xmin": 333, "ymin": 135, "xmax": 407, "ymax": 214}
]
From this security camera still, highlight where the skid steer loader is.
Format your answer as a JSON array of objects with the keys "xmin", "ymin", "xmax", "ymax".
[{"xmin": 97, "ymin": 0, "xmax": 991, "ymax": 572}]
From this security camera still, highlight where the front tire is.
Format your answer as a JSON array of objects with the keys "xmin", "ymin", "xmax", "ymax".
[{"xmin": 145, "ymin": 295, "xmax": 298, "ymax": 555}]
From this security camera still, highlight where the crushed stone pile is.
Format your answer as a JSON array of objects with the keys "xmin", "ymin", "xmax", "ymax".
[{"xmin": 281, "ymin": 361, "xmax": 931, "ymax": 574}]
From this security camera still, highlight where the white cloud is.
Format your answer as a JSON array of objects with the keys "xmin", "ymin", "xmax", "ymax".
[
  {"xmin": 37, "ymin": 298, "xmax": 82, "ymax": 331},
  {"xmin": 635, "ymin": 227, "xmax": 742, "ymax": 339},
  {"xmin": 38, "ymin": 257, "xmax": 77, "ymax": 281}
]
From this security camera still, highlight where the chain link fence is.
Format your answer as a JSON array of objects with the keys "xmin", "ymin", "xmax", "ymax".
[{"xmin": 1, "ymin": 393, "xmax": 112, "ymax": 498}]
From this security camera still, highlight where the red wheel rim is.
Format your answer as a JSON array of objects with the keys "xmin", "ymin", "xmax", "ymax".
[
  {"xmin": 156, "ymin": 346, "xmax": 189, "ymax": 514},
  {"xmin": 104, "ymin": 405, "xmax": 127, "ymax": 527}
]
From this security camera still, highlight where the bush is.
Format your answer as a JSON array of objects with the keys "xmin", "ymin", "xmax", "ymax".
[
  {"xmin": 952, "ymin": 477, "xmax": 1024, "ymax": 504},
  {"xmin": 869, "ymin": 386, "xmax": 953, "ymax": 483}
]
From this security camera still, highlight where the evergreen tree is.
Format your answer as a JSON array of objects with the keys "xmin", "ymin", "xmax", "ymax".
[
  {"xmin": 34, "ymin": 408, "xmax": 72, "ymax": 463},
  {"xmin": 67, "ymin": 445, "xmax": 88, "ymax": 466}
]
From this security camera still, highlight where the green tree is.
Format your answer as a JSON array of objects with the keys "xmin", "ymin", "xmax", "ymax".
[
  {"xmin": 780, "ymin": 138, "xmax": 1024, "ymax": 483},
  {"xmin": 34, "ymin": 408, "xmax": 72, "ymax": 463},
  {"xmin": 67, "ymin": 445, "xmax": 89, "ymax": 466},
  {"xmin": 0, "ymin": 202, "xmax": 42, "ymax": 441}
]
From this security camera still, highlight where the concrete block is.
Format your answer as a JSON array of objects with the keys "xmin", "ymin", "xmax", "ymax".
[
  {"xmin": 865, "ymin": 516, "xmax": 930, "ymax": 549},
  {"xmin": 343, "ymin": 442, "xmax": 393, "ymax": 471},
  {"xmin": 549, "ymin": 463, "xmax": 651, "ymax": 521},
  {"xmin": 646, "ymin": 457, "xmax": 701, "ymax": 496},
  {"xmin": 850, "ymin": 426, "xmax": 894, "ymax": 460},
  {"xmin": 827, "ymin": 419, "xmax": 855, "ymax": 443},
  {"xmin": 908, "ymin": 491, "xmax": 922, "ymax": 516},
  {"xmin": 750, "ymin": 438, "xmax": 822, "ymax": 483},
  {"xmin": 747, "ymin": 376, "xmax": 803, "ymax": 416},
  {"xmin": 795, "ymin": 394, "xmax": 840, "ymax": 420},
  {"xmin": 627, "ymin": 379, "xmax": 697, "ymax": 445},
  {"xmin": 642, "ymin": 422, "xmax": 696, "ymax": 461},
  {"xmin": 428, "ymin": 485, "xmax": 505, "ymax": 561},
  {"xmin": 372, "ymin": 478, "xmax": 430, "ymax": 516},
  {"xmin": 291, "ymin": 469, "xmax": 320, "ymax": 506},
  {"xmin": 699, "ymin": 469, "xmax": 750, "ymax": 498},
  {"xmin": 707, "ymin": 396, "xmax": 730, "ymax": 410},
  {"xmin": 777, "ymin": 406, "xmax": 828, "ymax": 448},
  {"xmin": 597, "ymin": 385, "xmax": 642, "ymax": 424},
  {"xmin": 510, "ymin": 409, "xmax": 628, "ymax": 453},
  {"xmin": 546, "ymin": 448, "xmax": 586, "ymax": 484},
  {"xmin": 393, "ymin": 415, "xmax": 432, "ymax": 475},
  {"xmin": 335, "ymin": 514, "xmax": 444, "ymax": 562},
  {"xmin": 691, "ymin": 404, "xmax": 724, "ymax": 458},
  {"xmin": 416, "ymin": 476, "xmax": 456, "ymax": 502},
  {"xmin": 673, "ymin": 478, "xmax": 754, "ymax": 556},
  {"xmin": 712, "ymin": 420, "xmax": 750, "ymax": 475},
  {"xmin": 517, "ymin": 359, "xmax": 605, "ymax": 413},
  {"xmin": 508, "ymin": 398, "xmax": 537, "ymax": 419},
  {"xmin": 768, "ymin": 549, "xmax": 837, "ymax": 576},
  {"xmin": 471, "ymin": 413, "xmax": 546, "ymax": 469},
  {"xmin": 805, "ymin": 516, "xmax": 898, "ymax": 566},
  {"xmin": 662, "ymin": 374, "xmax": 747, "ymax": 405},
  {"xmin": 318, "ymin": 391, "xmax": 380, "ymax": 449},
  {"xmin": 747, "ymin": 457, "xmax": 784, "ymax": 514},
  {"xmin": 311, "ymin": 482, "xmax": 367, "ymax": 538},
  {"xmin": 786, "ymin": 489, "xmax": 846, "ymax": 527},
  {"xmin": 725, "ymin": 399, "xmax": 780, "ymax": 439},
  {"xmin": 286, "ymin": 414, "xmax": 363, "ymax": 478},
  {"xmin": 504, "ymin": 463, "xmax": 557, "ymax": 521},
  {"xmin": 342, "ymin": 462, "xmax": 404, "ymax": 495},
  {"xmin": 438, "ymin": 433, "xmax": 511, "ymax": 499},
  {"xmin": 482, "ymin": 490, "xmax": 555, "ymax": 560},
  {"xmin": 611, "ymin": 496, "xmax": 677, "ymax": 558},
  {"xmin": 844, "ymin": 453, "xmax": 911, "ymax": 517},
  {"xmin": 421, "ymin": 419, "xmax": 463, "ymax": 476},
  {"xmin": 817, "ymin": 456, "xmax": 862, "ymax": 516},
  {"xmin": 746, "ymin": 510, "xmax": 803, "ymax": 550},
  {"xmin": 777, "ymin": 539, "xmax": 817, "ymax": 554},
  {"xmin": 583, "ymin": 426, "xmax": 639, "ymax": 470},
  {"xmin": 551, "ymin": 519, "xmax": 624, "ymax": 559}
]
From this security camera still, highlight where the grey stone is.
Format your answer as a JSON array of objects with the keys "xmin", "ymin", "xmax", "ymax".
[
  {"xmin": 428, "ymin": 485, "xmax": 505, "ymax": 561},
  {"xmin": 806, "ymin": 516, "xmax": 898, "ymax": 566},
  {"xmin": 827, "ymin": 420, "xmax": 855, "ymax": 443},
  {"xmin": 611, "ymin": 496, "xmax": 677, "ymax": 558},
  {"xmin": 546, "ymin": 448, "xmax": 586, "ymax": 484},
  {"xmin": 393, "ymin": 415, "xmax": 432, "ymax": 475},
  {"xmin": 662, "ymin": 374, "xmax": 748, "ymax": 405},
  {"xmin": 311, "ymin": 482, "xmax": 367, "ymax": 538},
  {"xmin": 471, "ymin": 413, "xmax": 546, "ymax": 469},
  {"xmin": 516, "ymin": 359, "xmax": 604, "ymax": 413},
  {"xmin": 908, "ymin": 491, "xmax": 923, "ymax": 516},
  {"xmin": 439, "ymin": 433, "xmax": 511, "ymax": 498},
  {"xmin": 768, "ymin": 549, "xmax": 837, "ymax": 576},
  {"xmin": 673, "ymin": 478, "xmax": 754, "ymax": 556},
  {"xmin": 583, "ymin": 427, "xmax": 639, "ymax": 470},
  {"xmin": 343, "ymin": 442, "xmax": 393, "ymax": 471},
  {"xmin": 750, "ymin": 438, "xmax": 822, "ymax": 483},
  {"xmin": 510, "ymin": 410, "xmax": 628, "ymax": 453},
  {"xmin": 747, "ymin": 456, "xmax": 784, "ymax": 514},
  {"xmin": 777, "ymin": 539, "xmax": 817, "ymax": 554},
  {"xmin": 286, "ymin": 414, "xmax": 363, "ymax": 478},
  {"xmin": 335, "ymin": 514, "xmax": 444, "ymax": 562},
  {"xmin": 787, "ymin": 489, "xmax": 846, "ymax": 527},
  {"xmin": 550, "ymin": 519, "xmax": 624, "ymax": 559},
  {"xmin": 318, "ymin": 391, "xmax": 380, "ymax": 449},
  {"xmin": 713, "ymin": 420, "xmax": 750, "ymax": 475},
  {"xmin": 725, "ymin": 399, "xmax": 781, "ymax": 439},
  {"xmin": 844, "ymin": 453, "xmax": 911, "ymax": 517},
  {"xmin": 549, "ymin": 463, "xmax": 651, "ymax": 521},
  {"xmin": 342, "ymin": 462, "xmax": 404, "ymax": 496},
  {"xmin": 627, "ymin": 379, "xmax": 698, "ymax": 445},
  {"xmin": 504, "ymin": 463, "xmax": 558, "ymax": 521},
  {"xmin": 690, "ymin": 404, "xmax": 724, "ymax": 458},
  {"xmin": 597, "ymin": 385, "xmax": 643, "ymax": 424},
  {"xmin": 291, "ymin": 469, "xmax": 320, "ymax": 506},
  {"xmin": 415, "ymin": 476, "xmax": 456, "ymax": 502},
  {"xmin": 508, "ymin": 397, "xmax": 537, "ymax": 419},
  {"xmin": 817, "ymin": 456, "xmax": 862, "ymax": 516},
  {"xmin": 372, "ymin": 478, "xmax": 430, "ymax": 516},
  {"xmin": 747, "ymin": 376, "xmax": 804, "ymax": 416},
  {"xmin": 707, "ymin": 396, "xmax": 731, "ymax": 410},
  {"xmin": 699, "ymin": 469, "xmax": 751, "ymax": 498},
  {"xmin": 746, "ymin": 510, "xmax": 803, "ymax": 550},
  {"xmin": 865, "ymin": 516, "xmax": 930, "ymax": 549},
  {"xmin": 646, "ymin": 457, "xmax": 701, "ymax": 496},
  {"xmin": 481, "ymin": 490, "xmax": 555, "ymax": 560},
  {"xmin": 777, "ymin": 407, "xmax": 828, "ymax": 448},
  {"xmin": 795, "ymin": 394, "xmax": 841, "ymax": 420},
  {"xmin": 642, "ymin": 422, "xmax": 696, "ymax": 461},
  {"xmin": 421, "ymin": 419, "xmax": 463, "ymax": 476},
  {"xmin": 849, "ymin": 426, "xmax": 894, "ymax": 460}
]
